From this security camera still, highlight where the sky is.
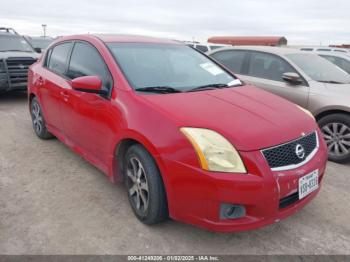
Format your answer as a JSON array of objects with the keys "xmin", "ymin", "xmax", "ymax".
[{"xmin": 0, "ymin": 0, "xmax": 349, "ymax": 45}]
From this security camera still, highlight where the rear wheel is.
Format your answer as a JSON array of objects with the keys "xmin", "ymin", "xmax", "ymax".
[
  {"xmin": 30, "ymin": 97, "xmax": 53, "ymax": 139},
  {"xmin": 124, "ymin": 144, "xmax": 168, "ymax": 224},
  {"xmin": 318, "ymin": 113, "xmax": 350, "ymax": 163}
]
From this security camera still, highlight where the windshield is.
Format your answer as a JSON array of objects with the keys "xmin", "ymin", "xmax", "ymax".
[
  {"xmin": 0, "ymin": 35, "xmax": 34, "ymax": 52},
  {"xmin": 107, "ymin": 43, "xmax": 238, "ymax": 92},
  {"xmin": 286, "ymin": 53, "xmax": 350, "ymax": 84},
  {"xmin": 29, "ymin": 38, "xmax": 52, "ymax": 49}
]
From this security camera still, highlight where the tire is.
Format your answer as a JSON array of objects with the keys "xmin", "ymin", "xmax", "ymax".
[
  {"xmin": 124, "ymin": 144, "xmax": 168, "ymax": 224},
  {"xmin": 318, "ymin": 113, "xmax": 350, "ymax": 163},
  {"xmin": 30, "ymin": 97, "xmax": 53, "ymax": 139}
]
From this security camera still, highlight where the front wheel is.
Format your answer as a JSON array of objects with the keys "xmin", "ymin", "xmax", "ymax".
[
  {"xmin": 30, "ymin": 97, "xmax": 53, "ymax": 139},
  {"xmin": 318, "ymin": 113, "xmax": 350, "ymax": 163},
  {"xmin": 124, "ymin": 144, "xmax": 168, "ymax": 224}
]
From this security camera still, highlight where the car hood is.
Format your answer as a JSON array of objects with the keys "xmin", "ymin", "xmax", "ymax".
[
  {"xmin": 323, "ymin": 82, "xmax": 350, "ymax": 95},
  {"xmin": 0, "ymin": 51, "xmax": 40, "ymax": 60},
  {"xmin": 141, "ymin": 85, "xmax": 317, "ymax": 151}
]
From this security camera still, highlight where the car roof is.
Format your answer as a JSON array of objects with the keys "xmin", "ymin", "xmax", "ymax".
[
  {"xmin": 96, "ymin": 34, "xmax": 182, "ymax": 44},
  {"xmin": 296, "ymin": 46, "xmax": 349, "ymax": 51},
  {"xmin": 207, "ymin": 46, "xmax": 310, "ymax": 56},
  {"xmin": 54, "ymin": 34, "xmax": 183, "ymax": 45}
]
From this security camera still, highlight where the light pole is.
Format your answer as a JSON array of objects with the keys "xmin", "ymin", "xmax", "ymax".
[{"xmin": 42, "ymin": 24, "xmax": 47, "ymax": 37}]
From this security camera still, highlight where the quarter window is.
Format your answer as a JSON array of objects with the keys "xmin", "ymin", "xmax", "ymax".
[
  {"xmin": 211, "ymin": 50, "xmax": 247, "ymax": 73},
  {"xmin": 67, "ymin": 42, "xmax": 112, "ymax": 91},
  {"xmin": 247, "ymin": 52, "xmax": 297, "ymax": 82},
  {"xmin": 47, "ymin": 42, "xmax": 72, "ymax": 75}
]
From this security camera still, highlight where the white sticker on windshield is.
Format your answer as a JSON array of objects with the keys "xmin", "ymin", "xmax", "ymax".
[
  {"xmin": 200, "ymin": 62, "xmax": 224, "ymax": 76},
  {"xmin": 228, "ymin": 79, "xmax": 242, "ymax": 86}
]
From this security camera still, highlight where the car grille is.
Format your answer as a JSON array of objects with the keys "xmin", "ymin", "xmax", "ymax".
[
  {"xmin": 5, "ymin": 57, "xmax": 37, "ymax": 88},
  {"xmin": 261, "ymin": 131, "xmax": 318, "ymax": 171}
]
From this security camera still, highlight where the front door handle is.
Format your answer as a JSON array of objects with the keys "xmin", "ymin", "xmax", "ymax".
[{"xmin": 60, "ymin": 91, "xmax": 69, "ymax": 102}]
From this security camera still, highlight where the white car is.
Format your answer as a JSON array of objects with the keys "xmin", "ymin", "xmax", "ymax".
[
  {"xmin": 185, "ymin": 42, "xmax": 228, "ymax": 53},
  {"xmin": 297, "ymin": 46, "xmax": 350, "ymax": 56}
]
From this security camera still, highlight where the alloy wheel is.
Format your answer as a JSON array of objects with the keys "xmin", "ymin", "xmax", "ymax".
[
  {"xmin": 31, "ymin": 101, "xmax": 43, "ymax": 135},
  {"xmin": 322, "ymin": 122, "xmax": 350, "ymax": 157},
  {"xmin": 126, "ymin": 157, "xmax": 149, "ymax": 213}
]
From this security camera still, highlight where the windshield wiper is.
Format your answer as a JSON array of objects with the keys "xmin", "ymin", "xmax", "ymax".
[
  {"xmin": 186, "ymin": 83, "xmax": 229, "ymax": 92},
  {"xmin": 0, "ymin": 50, "xmax": 30, "ymax": 52},
  {"xmin": 135, "ymin": 86, "xmax": 182, "ymax": 94},
  {"xmin": 318, "ymin": 80, "xmax": 345, "ymax": 84}
]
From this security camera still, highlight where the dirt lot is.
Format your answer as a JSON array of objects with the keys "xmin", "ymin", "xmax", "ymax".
[{"xmin": 0, "ymin": 92, "xmax": 349, "ymax": 255}]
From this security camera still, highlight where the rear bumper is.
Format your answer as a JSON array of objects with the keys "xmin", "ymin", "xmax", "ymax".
[{"xmin": 160, "ymin": 131, "xmax": 328, "ymax": 232}]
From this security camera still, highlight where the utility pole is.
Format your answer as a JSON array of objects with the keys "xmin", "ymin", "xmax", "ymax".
[{"xmin": 42, "ymin": 24, "xmax": 47, "ymax": 37}]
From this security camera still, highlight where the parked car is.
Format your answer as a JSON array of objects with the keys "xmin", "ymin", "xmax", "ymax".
[
  {"xmin": 0, "ymin": 27, "xmax": 40, "ymax": 93},
  {"xmin": 297, "ymin": 46, "xmax": 350, "ymax": 55},
  {"xmin": 24, "ymin": 36, "xmax": 54, "ymax": 53},
  {"xmin": 28, "ymin": 35, "xmax": 327, "ymax": 232},
  {"xmin": 315, "ymin": 52, "xmax": 350, "ymax": 74},
  {"xmin": 185, "ymin": 41, "xmax": 228, "ymax": 53},
  {"xmin": 208, "ymin": 46, "xmax": 350, "ymax": 163}
]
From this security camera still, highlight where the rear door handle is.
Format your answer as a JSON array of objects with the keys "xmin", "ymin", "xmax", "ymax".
[{"xmin": 37, "ymin": 76, "xmax": 45, "ymax": 86}]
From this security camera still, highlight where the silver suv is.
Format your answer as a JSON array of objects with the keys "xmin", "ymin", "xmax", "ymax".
[{"xmin": 208, "ymin": 46, "xmax": 350, "ymax": 163}]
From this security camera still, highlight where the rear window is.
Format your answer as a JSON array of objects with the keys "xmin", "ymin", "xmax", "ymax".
[
  {"xmin": 334, "ymin": 50, "xmax": 347, "ymax": 53},
  {"xmin": 211, "ymin": 50, "xmax": 247, "ymax": 74},
  {"xmin": 210, "ymin": 46, "xmax": 226, "ymax": 50},
  {"xmin": 196, "ymin": 45, "xmax": 209, "ymax": 53}
]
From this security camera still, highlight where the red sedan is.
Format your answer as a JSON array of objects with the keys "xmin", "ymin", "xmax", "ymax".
[{"xmin": 28, "ymin": 34, "xmax": 328, "ymax": 232}]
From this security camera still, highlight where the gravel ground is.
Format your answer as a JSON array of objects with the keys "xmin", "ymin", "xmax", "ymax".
[{"xmin": 0, "ymin": 91, "xmax": 349, "ymax": 255}]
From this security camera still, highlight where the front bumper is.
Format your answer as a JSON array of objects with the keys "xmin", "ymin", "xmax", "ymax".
[{"xmin": 159, "ymin": 131, "xmax": 328, "ymax": 232}]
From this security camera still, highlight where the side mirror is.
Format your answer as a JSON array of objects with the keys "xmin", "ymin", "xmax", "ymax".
[
  {"xmin": 34, "ymin": 47, "xmax": 42, "ymax": 53},
  {"xmin": 71, "ymin": 76, "xmax": 103, "ymax": 94},
  {"xmin": 282, "ymin": 72, "xmax": 303, "ymax": 85}
]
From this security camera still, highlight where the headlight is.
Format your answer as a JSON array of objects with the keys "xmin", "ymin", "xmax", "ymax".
[
  {"xmin": 180, "ymin": 127, "xmax": 246, "ymax": 173},
  {"xmin": 296, "ymin": 105, "xmax": 315, "ymax": 120}
]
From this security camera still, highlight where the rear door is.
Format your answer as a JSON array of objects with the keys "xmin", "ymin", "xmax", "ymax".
[
  {"xmin": 37, "ymin": 42, "xmax": 73, "ymax": 132},
  {"xmin": 242, "ymin": 51, "xmax": 309, "ymax": 107}
]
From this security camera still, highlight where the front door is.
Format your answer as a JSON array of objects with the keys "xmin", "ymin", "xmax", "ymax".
[
  {"xmin": 243, "ymin": 51, "xmax": 309, "ymax": 108},
  {"xmin": 59, "ymin": 41, "xmax": 115, "ymax": 169}
]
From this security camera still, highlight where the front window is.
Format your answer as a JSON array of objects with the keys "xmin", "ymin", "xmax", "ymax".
[
  {"xmin": 0, "ymin": 35, "xmax": 34, "ymax": 52},
  {"xmin": 287, "ymin": 53, "xmax": 350, "ymax": 84},
  {"xmin": 247, "ymin": 52, "xmax": 297, "ymax": 82},
  {"xmin": 107, "ymin": 43, "xmax": 238, "ymax": 92}
]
